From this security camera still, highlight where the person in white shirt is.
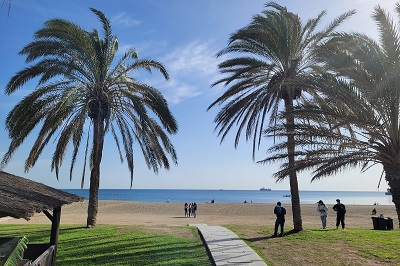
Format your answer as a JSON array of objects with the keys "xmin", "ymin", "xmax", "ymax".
[{"xmin": 316, "ymin": 200, "xmax": 328, "ymax": 229}]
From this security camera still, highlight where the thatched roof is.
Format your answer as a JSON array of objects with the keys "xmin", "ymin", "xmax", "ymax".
[{"xmin": 0, "ymin": 171, "xmax": 83, "ymax": 220}]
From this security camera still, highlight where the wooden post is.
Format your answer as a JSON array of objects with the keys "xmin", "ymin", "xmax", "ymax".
[{"xmin": 50, "ymin": 207, "xmax": 61, "ymax": 265}]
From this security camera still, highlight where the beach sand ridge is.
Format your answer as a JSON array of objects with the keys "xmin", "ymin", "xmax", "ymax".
[{"xmin": 1, "ymin": 201, "xmax": 398, "ymax": 229}]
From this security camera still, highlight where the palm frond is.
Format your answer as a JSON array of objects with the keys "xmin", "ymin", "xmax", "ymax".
[{"xmin": 4, "ymin": 236, "xmax": 28, "ymax": 266}]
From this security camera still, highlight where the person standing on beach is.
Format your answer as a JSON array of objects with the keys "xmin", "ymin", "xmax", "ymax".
[
  {"xmin": 333, "ymin": 199, "xmax": 346, "ymax": 229},
  {"xmin": 184, "ymin": 203, "xmax": 188, "ymax": 217},
  {"xmin": 316, "ymin": 200, "xmax": 328, "ymax": 229},
  {"xmin": 273, "ymin": 201, "xmax": 286, "ymax": 237},
  {"xmin": 193, "ymin": 202, "xmax": 197, "ymax": 218}
]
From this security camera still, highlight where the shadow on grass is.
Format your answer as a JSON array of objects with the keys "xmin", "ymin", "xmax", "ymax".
[
  {"xmin": 284, "ymin": 229, "xmax": 301, "ymax": 236},
  {"xmin": 244, "ymin": 236, "xmax": 270, "ymax": 242},
  {"xmin": 0, "ymin": 224, "xmax": 212, "ymax": 266},
  {"xmin": 58, "ymin": 226, "xmax": 211, "ymax": 265},
  {"xmin": 244, "ymin": 229, "xmax": 300, "ymax": 242},
  {"xmin": 59, "ymin": 226, "xmax": 88, "ymax": 231}
]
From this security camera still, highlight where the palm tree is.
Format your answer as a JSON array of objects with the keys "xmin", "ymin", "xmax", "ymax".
[
  {"xmin": 208, "ymin": 2, "xmax": 354, "ymax": 231},
  {"xmin": 2, "ymin": 8, "xmax": 178, "ymax": 227},
  {"xmin": 266, "ymin": 2, "xmax": 400, "ymax": 228}
]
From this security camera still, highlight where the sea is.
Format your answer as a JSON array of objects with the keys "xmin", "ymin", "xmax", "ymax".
[{"xmin": 63, "ymin": 189, "xmax": 394, "ymax": 206}]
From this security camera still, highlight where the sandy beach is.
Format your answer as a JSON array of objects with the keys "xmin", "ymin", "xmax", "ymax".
[{"xmin": 2, "ymin": 200, "xmax": 398, "ymax": 229}]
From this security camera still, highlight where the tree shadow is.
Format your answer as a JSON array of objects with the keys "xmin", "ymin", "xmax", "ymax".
[
  {"xmin": 60, "ymin": 226, "xmax": 88, "ymax": 231},
  {"xmin": 244, "ymin": 229, "xmax": 300, "ymax": 242},
  {"xmin": 243, "ymin": 236, "xmax": 270, "ymax": 242},
  {"xmin": 284, "ymin": 229, "xmax": 300, "ymax": 236}
]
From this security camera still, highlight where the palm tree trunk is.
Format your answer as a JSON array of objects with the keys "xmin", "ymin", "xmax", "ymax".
[
  {"xmin": 285, "ymin": 97, "xmax": 303, "ymax": 232},
  {"xmin": 87, "ymin": 115, "xmax": 105, "ymax": 227},
  {"xmin": 384, "ymin": 165, "xmax": 400, "ymax": 228}
]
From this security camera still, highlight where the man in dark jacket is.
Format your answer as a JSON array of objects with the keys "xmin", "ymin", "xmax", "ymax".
[
  {"xmin": 333, "ymin": 199, "xmax": 346, "ymax": 229},
  {"xmin": 273, "ymin": 201, "xmax": 286, "ymax": 237}
]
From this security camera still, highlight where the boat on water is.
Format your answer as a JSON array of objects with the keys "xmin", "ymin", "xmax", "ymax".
[
  {"xmin": 283, "ymin": 194, "xmax": 291, "ymax": 197},
  {"xmin": 260, "ymin": 187, "xmax": 271, "ymax": 191},
  {"xmin": 385, "ymin": 188, "xmax": 392, "ymax": 195}
]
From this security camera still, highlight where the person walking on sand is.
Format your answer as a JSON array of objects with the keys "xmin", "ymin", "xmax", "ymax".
[
  {"xmin": 184, "ymin": 203, "xmax": 188, "ymax": 217},
  {"xmin": 333, "ymin": 199, "xmax": 346, "ymax": 229},
  {"xmin": 273, "ymin": 201, "xmax": 286, "ymax": 237},
  {"xmin": 192, "ymin": 202, "xmax": 197, "ymax": 218},
  {"xmin": 316, "ymin": 200, "xmax": 328, "ymax": 229},
  {"xmin": 188, "ymin": 203, "xmax": 192, "ymax": 217}
]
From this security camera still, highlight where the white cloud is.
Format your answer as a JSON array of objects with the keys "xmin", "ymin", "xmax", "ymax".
[
  {"xmin": 162, "ymin": 80, "xmax": 202, "ymax": 104},
  {"xmin": 114, "ymin": 41, "xmax": 223, "ymax": 105},
  {"xmin": 111, "ymin": 12, "xmax": 141, "ymax": 27},
  {"xmin": 156, "ymin": 41, "xmax": 223, "ymax": 104},
  {"xmin": 162, "ymin": 41, "xmax": 219, "ymax": 75}
]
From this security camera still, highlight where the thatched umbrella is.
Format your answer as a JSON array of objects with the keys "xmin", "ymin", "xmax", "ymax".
[{"xmin": 0, "ymin": 171, "xmax": 83, "ymax": 264}]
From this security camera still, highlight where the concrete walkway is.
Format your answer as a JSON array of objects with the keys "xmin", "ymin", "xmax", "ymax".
[{"xmin": 189, "ymin": 224, "xmax": 267, "ymax": 266}]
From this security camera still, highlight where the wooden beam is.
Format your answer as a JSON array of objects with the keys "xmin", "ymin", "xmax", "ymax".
[
  {"xmin": 50, "ymin": 207, "xmax": 61, "ymax": 265},
  {"xmin": 43, "ymin": 210, "xmax": 52, "ymax": 221}
]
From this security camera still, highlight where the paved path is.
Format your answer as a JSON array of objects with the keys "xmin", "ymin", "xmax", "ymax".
[{"xmin": 189, "ymin": 224, "xmax": 267, "ymax": 266}]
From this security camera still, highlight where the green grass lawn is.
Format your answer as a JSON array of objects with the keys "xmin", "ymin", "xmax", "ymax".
[
  {"xmin": 0, "ymin": 224, "xmax": 211, "ymax": 266},
  {"xmin": 1, "ymin": 224, "xmax": 399, "ymax": 265},
  {"xmin": 228, "ymin": 226, "xmax": 400, "ymax": 266}
]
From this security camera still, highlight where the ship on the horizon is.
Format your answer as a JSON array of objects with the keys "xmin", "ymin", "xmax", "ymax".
[
  {"xmin": 385, "ymin": 188, "xmax": 392, "ymax": 195},
  {"xmin": 260, "ymin": 187, "xmax": 271, "ymax": 191}
]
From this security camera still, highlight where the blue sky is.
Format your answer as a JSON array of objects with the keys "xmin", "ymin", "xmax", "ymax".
[{"xmin": 0, "ymin": 0, "xmax": 396, "ymax": 191}]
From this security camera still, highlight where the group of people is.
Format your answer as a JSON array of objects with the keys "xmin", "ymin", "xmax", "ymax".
[
  {"xmin": 317, "ymin": 199, "xmax": 346, "ymax": 230},
  {"xmin": 273, "ymin": 199, "xmax": 347, "ymax": 237},
  {"xmin": 184, "ymin": 202, "xmax": 197, "ymax": 217}
]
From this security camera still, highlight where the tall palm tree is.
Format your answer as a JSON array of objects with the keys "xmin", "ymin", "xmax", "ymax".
[
  {"xmin": 208, "ymin": 2, "xmax": 354, "ymax": 231},
  {"xmin": 2, "ymin": 8, "xmax": 178, "ymax": 227},
  {"xmin": 266, "ymin": 2, "xmax": 400, "ymax": 228}
]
